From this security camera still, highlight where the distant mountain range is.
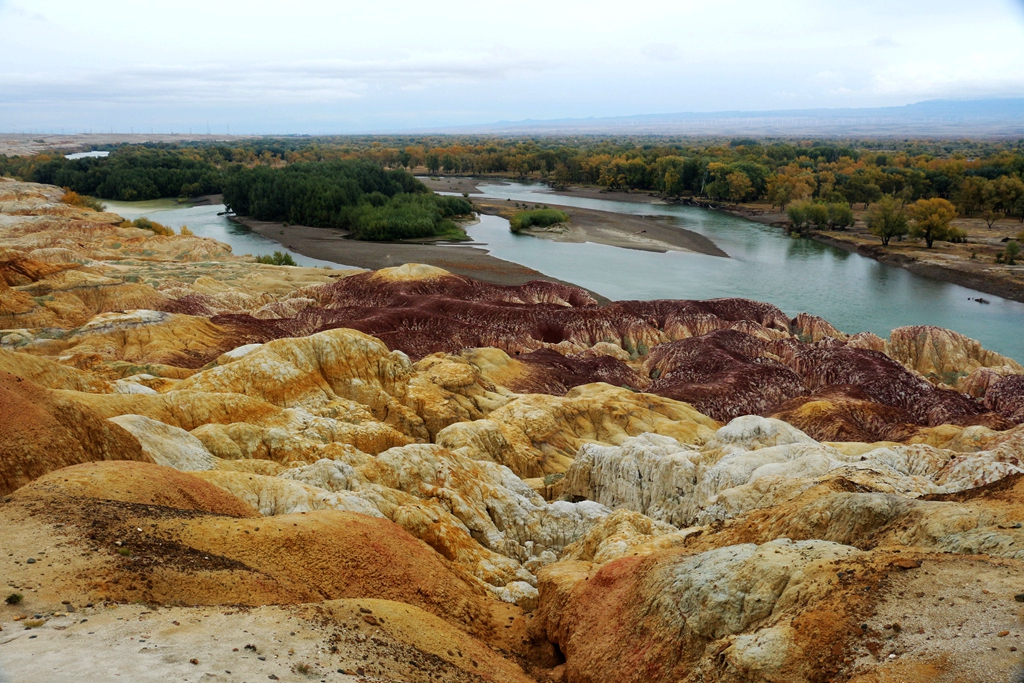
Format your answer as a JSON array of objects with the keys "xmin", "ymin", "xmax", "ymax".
[{"xmin": 438, "ymin": 99, "xmax": 1024, "ymax": 137}]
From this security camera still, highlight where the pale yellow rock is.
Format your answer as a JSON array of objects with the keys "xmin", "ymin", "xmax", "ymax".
[
  {"xmin": 177, "ymin": 328, "xmax": 428, "ymax": 439},
  {"xmin": 437, "ymin": 383, "xmax": 719, "ymax": 478},
  {"xmin": 195, "ymin": 469, "xmax": 383, "ymax": 517},
  {"xmin": 109, "ymin": 414, "xmax": 218, "ymax": 471},
  {"xmin": 887, "ymin": 325, "xmax": 1024, "ymax": 384},
  {"xmin": 370, "ymin": 262, "xmax": 452, "ymax": 281}
]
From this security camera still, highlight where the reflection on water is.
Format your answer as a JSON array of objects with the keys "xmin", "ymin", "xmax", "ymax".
[
  {"xmin": 467, "ymin": 182, "xmax": 1024, "ymax": 361},
  {"xmin": 102, "ymin": 200, "xmax": 353, "ymax": 270}
]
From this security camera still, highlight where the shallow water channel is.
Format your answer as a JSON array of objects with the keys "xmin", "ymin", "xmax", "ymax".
[{"xmin": 102, "ymin": 199, "xmax": 348, "ymax": 269}]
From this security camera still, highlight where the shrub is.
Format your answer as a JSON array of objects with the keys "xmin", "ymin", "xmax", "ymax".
[
  {"xmin": 5, "ymin": 593, "xmax": 23, "ymax": 605},
  {"xmin": 255, "ymin": 251, "xmax": 297, "ymax": 266},
  {"xmin": 1006, "ymin": 240, "xmax": 1021, "ymax": 265},
  {"xmin": 179, "ymin": 225, "xmax": 194, "ymax": 236},
  {"xmin": 509, "ymin": 208, "xmax": 569, "ymax": 233},
  {"xmin": 60, "ymin": 189, "xmax": 105, "ymax": 212},
  {"xmin": 293, "ymin": 662, "xmax": 314, "ymax": 676},
  {"xmin": 123, "ymin": 217, "xmax": 175, "ymax": 236},
  {"xmin": 946, "ymin": 226, "xmax": 968, "ymax": 244}
]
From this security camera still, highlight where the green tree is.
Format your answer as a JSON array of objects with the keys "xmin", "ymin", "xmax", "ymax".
[
  {"xmin": 1005, "ymin": 240, "xmax": 1021, "ymax": 265},
  {"xmin": 827, "ymin": 202, "xmax": 855, "ymax": 230},
  {"xmin": 843, "ymin": 173, "xmax": 883, "ymax": 208},
  {"xmin": 866, "ymin": 195, "xmax": 908, "ymax": 246},
  {"xmin": 908, "ymin": 197, "xmax": 958, "ymax": 248},
  {"xmin": 786, "ymin": 200, "xmax": 813, "ymax": 233},
  {"xmin": 993, "ymin": 175, "xmax": 1024, "ymax": 222},
  {"xmin": 806, "ymin": 202, "xmax": 830, "ymax": 230},
  {"xmin": 954, "ymin": 176, "xmax": 987, "ymax": 217}
]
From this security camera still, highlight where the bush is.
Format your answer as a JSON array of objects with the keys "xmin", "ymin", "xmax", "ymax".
[
  {"xmin": 1006, "ymin": 240, "xmax": 1021, "ymax": 265},
  {"xmin": 509, "ymin": 208, "xmax": 569, "ymax": 233},
  {"xmin": 122, "ymin": 217, "xmax": 175, "ymax": 236},
  {"xmin": 60, "ymin": 189, "xmax": 105, "ymax": 212},
  {"xmin": 179, "ymin": 225, "xmax": 194, "ymax": 236},
  {"xmin": 255, "ymin": 251, "xmax": 297, "ymax": 266},
  {"xmin": 5, "ymin": 593, "xmax": 23, "ymax": 605},
  {"xmin": 946, "ymin": 226, "xmax": 968, "ymax": 243}
]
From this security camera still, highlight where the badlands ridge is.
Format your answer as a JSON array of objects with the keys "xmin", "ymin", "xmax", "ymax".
[{"xmin": 1, "ymin": 178, "xmax": 1023, "ymax": 682}]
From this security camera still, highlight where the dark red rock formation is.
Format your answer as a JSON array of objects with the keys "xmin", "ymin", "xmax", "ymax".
[
  {"xmin": 768, "ymin": 339, "xmax": 988, "ymax": 426},
  {"xmin": 770, "ymin": 385, "xmax": 923, "ymax": 443},
  {"xmin": 985, "ymin": 375, "xmax": 1024, "ymax": 422},
  {"xmin": 513, "ymin": 348, "xmax": 650, "ymax": 395},
  {"xmin": 157, "ymin": 271, "xmax": 1023, "ymax": 438},
  {"xmin": 317, "ymin": 271, "xmax": 600, "ymax": 309},
  {"xmin": 644, "ymin": 329, "xmax": 806, "ymax": 421}
]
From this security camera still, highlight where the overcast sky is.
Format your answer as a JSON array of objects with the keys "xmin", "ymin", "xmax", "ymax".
[{"xmin": 2, "ymin": 0, "xmax": 1023, "ymax": 134}]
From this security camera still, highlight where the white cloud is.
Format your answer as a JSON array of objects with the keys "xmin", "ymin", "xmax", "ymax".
[{"xmin": 1, "ymin": 0, "xmax": 1023, "ymax": 132}]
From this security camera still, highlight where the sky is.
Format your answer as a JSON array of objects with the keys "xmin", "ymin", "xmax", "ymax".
[{"xmin": 2, "ymin": 0, "xmax": 1024, "ymax": 134}]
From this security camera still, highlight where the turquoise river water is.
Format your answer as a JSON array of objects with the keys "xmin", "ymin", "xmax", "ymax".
[{"xmin": 462, "ymin": 182, "xmax": 1024, "ymax": 362}]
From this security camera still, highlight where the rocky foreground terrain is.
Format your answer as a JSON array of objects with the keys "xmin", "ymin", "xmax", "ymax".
[{"xmin": 1, "ymin": 177, "xmax": 1024, "ymax": 682}]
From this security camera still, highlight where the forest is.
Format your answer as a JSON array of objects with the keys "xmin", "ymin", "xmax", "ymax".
[
  {"xmin": 3, "ymin": 135, "xmax": 1024, "ymax": 236},
  {"xmin": 222, "ymin": 161, "xmax": 473, "ymax": 240}
]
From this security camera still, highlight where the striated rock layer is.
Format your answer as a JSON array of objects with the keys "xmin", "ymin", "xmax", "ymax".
[{"xmin": 2, "ymin": 179, "xmax": 1024, "ymax": 682}]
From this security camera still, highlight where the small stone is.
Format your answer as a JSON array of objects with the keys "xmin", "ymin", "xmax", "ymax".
[
  {"xmin": 998, "ymin": 631, "xmax": 1010, "ymax": 637},
  {"xmin": 26, "ymin": 558, "xmax": 35, "ymax": 564},
  {"xmin": 1016, "ymin": 594, "xmax": 1024, "ymax": 603},
  {"xmin": 190, "ymin": 658, "xmax": 199, "ymax": 665},
  {"xmin": 891, "ymin": 558, "xmax": 921, "ymax": 570},
  {"xmin": 268, "ymin": 676, "xmax": 279, "ymax": 681},
  {"xmin": 361, "ymin": 615, "xmax": 378, "ymax": 626},
  {"xmin": 258, "ymin": 656, "xmax": 266, "ymax": 661}
]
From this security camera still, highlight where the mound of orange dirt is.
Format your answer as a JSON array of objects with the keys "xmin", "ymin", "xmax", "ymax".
[
  {"xmin": 0, "ymin": 461, "xmax": 508, "ymax": 645},
  {"xmin": 0, "ymin": 371, "xmax": 148, "ymax": 495},
  {"xmin": 21, "ymin": 460, "xmax": 259, "ymax": 516}
]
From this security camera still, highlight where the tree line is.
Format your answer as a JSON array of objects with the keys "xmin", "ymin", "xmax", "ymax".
[
  {"xmin": 222, "ymin": 161, "xmax": 472, "ymax": 240},
  {"xmin": 4, "ymin": 135, "xmax": 1024, "ymax": 240}
]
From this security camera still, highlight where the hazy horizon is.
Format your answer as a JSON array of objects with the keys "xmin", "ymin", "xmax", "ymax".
[{"xmin": 3, "ymin": 0, "xmax": 1024, "ymax": 135}]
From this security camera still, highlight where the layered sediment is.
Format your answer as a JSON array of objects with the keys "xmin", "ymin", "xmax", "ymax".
[{"xmin": 1, "ymin": 178, "xmax": 1023, "ymax": 682}]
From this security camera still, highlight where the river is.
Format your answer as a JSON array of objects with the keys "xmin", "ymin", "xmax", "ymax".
[
  {"xmin": 104, "ymin": 189, "xmax": 1024, "ymax": 362},
  {"xmin": 462, "ymin": 182, "xmax": 1024, "ymax": 362},
  {"xmin": 101, "ymin": 199, "xmax": 351, "ymax": 270}
]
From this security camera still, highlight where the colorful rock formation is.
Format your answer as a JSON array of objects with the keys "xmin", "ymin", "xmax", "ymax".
[{"xmin": 1, "ymin": 179, "xmax": 1023, "ymax": 682}]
